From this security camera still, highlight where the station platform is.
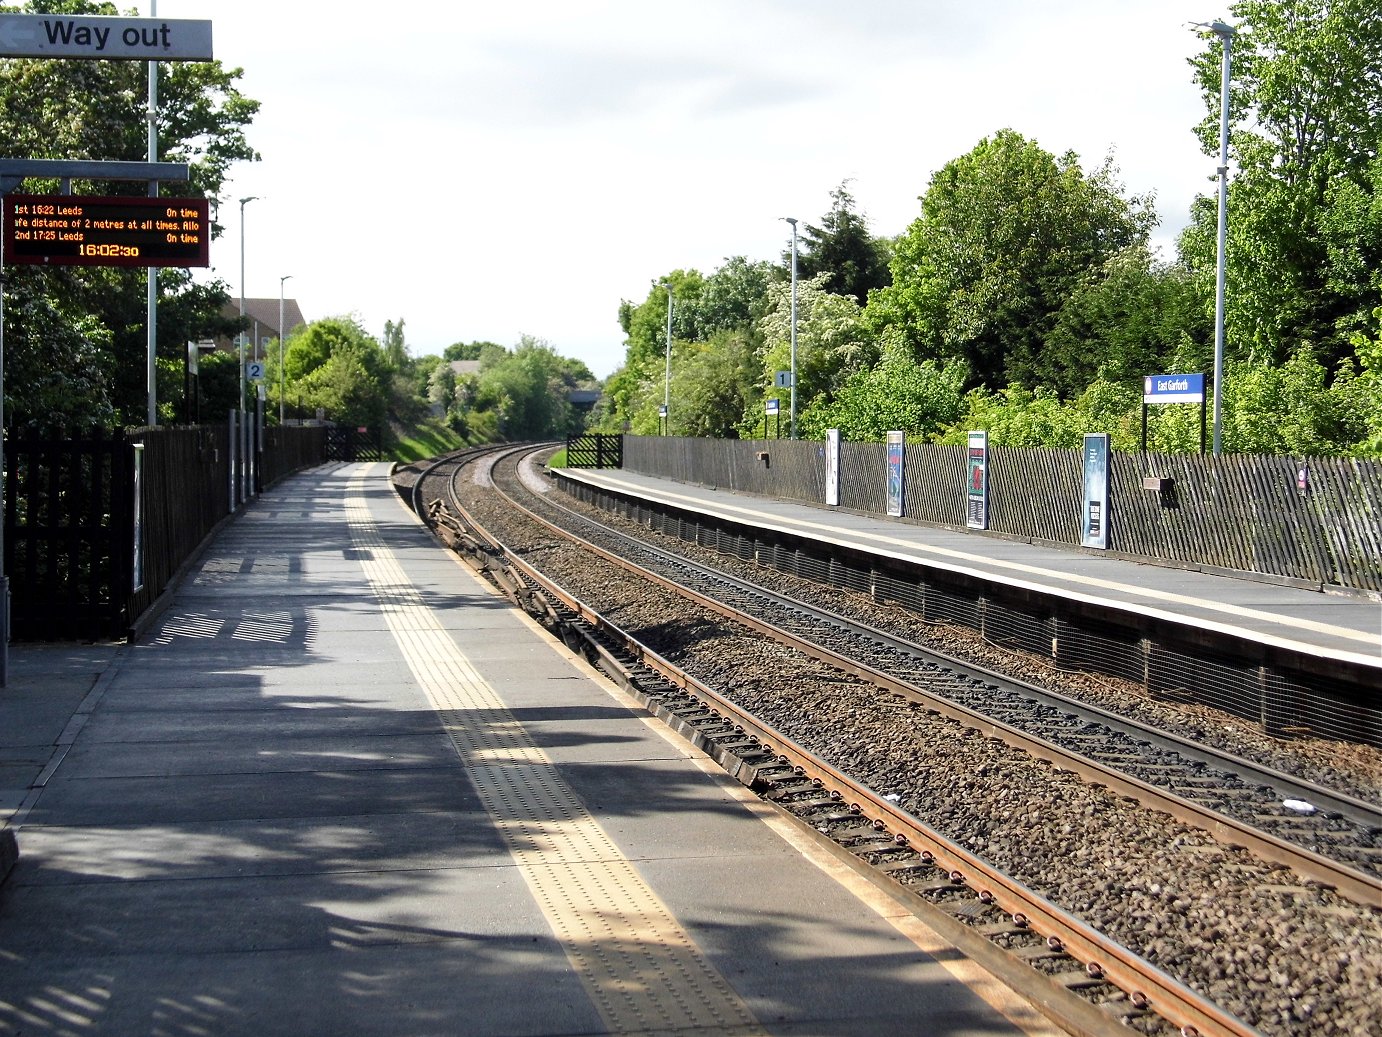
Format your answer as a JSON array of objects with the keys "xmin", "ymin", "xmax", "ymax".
[
  {"xmin": 557, "ymin": 468, "xmax": 1382, "ymax": 673},
  {"xmin": 0, "ymin": 462, "xmax": 1058, "ymax": 1037}
]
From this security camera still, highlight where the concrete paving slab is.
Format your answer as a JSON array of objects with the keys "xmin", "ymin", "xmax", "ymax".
[
  {"xmin": 9, "ymin": 811, "xmax": 509, "ymax": 884},
  {"xmin": 0, "ymin": 942, "xmax": 599, "ymax": 1037},
  {"xmin": 0, "ymin": 864, "xmax": 548, "ymax": 955},
  {"xmin": 52, "ymin": 732, "xmax": 460, "ymax": 778},
  {"xmin": 26, "ymin": 767, "xmax": 478, "ymax": 827}
]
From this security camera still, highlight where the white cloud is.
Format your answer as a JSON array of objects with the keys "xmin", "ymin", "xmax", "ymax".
[{"xmin": 158, "ymin": 0, "xmax": 1219, "ymax": 377}]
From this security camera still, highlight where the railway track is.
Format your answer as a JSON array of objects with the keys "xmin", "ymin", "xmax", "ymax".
[
  {"xmin": 396, "ymin": 445, "xmax": 1382, "ymax": 1037},
  {"xmin": 495, "ymin": 458, "xmax": 1382, "ymax": 901}
]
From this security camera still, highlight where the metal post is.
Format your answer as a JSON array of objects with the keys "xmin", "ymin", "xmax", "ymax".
[
  {"xmin": 279, "ymin": 274, "xmax": 292, "ymax": 425},
  {"xmin": 146, "ymin": 0, "xmax": 158, "ymax": 427},
  {"xmin": 783, "ymin": 217, "xmax": 798, "ymax": 439},
  {"xmin": 228, "ymin": 409, "xmax": 238, "ymax": 511},
  {"xmin": 660, "ymin": 282, "xmax": 673, "ymax": 431},
  {"xmin": 0, "ymin": 195, "xmax": 7, "ymax": 685},
  {"xmin": 238, "ymin": 196, "xmax": 257, "ymax": 427},
  {"xmin": 1209, "ymin": 20, "xmax": 1235, "ymax": 456}
]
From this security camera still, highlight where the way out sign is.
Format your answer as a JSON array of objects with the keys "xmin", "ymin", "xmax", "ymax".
[{"xmin": 0, "ymin": 14, "xmax": 213, "ymax": 60}]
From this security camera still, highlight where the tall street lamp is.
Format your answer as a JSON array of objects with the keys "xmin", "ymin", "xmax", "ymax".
[
  {"xmin": 1205, "ymin": 19, "xmax": 1235, "ymax": 456},
  {"xmin": 782, "ymin": 217, "xmax": 798, "ymax": 440},
  {"xmin": 659, "ymin": 281, "xmax": 673, "ymax": 435},
  {"xmin": 237, "ymin": 196, "xmax": 258, "ymax": 420},
  {"xmin": 279, "ymin": 275, "xmax": 293, "ymax": 426}
]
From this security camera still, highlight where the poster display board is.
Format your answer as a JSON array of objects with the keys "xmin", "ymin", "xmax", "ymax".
[
  {"xmin": 886, "ymin": 431, "xmax": 904, "ymax": 517},
  {"xmin": 825, "ymin": 429, "xmax": 841, "ymax": 507},
  {"xmin": 1081, "ymin": 433, "xmax": 1110, "ymax": 549},
  {"xmin": 966, "ymin": 430, "xmax": 988, "ymax": 529}
]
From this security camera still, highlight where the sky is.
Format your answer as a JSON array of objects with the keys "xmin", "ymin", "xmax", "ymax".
[{"xmin": 156, "ymin": 0, "xmax": 1223, "ymax": 378}]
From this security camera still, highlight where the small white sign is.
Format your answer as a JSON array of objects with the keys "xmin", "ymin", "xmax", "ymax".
[
  {"xmin": 0, "ymin": 15, "xmax": 214, "ymax": 60},
  {"xmin": 247, "ymin": 361, "xmax": 266, "ymax": 381}
]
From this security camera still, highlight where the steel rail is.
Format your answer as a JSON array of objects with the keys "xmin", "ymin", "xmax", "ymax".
[{"xmin": 423, "ymin": 449, "xmax": 1263, "ymax": 1037}]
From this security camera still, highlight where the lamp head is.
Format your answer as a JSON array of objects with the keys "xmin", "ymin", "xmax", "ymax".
[
  {"xmin": 781, "ymin": 216, "xmax": 797, "ymax": 227},
  {"xmin": 1190, "ymin": 19, "xmax": 1236, "ymax": 37}
]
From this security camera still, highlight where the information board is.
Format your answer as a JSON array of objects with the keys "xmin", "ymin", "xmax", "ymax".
[
  {"xmin": 1143, "ymin": 373, "xmax": 1205, "ymax": 404},
  {"xmin": 3, "ymin": 194, "xmax": 209, "ymax": 268},
  {"xmin": 0, "ymin": 14, "xmax": 213, "ymax": 60}
]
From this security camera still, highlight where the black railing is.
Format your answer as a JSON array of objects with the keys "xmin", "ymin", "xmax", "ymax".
[
  {"xmin": 565, "ymin": 432, "xmax": 623, "ymax": 469},
  {"xmin": 4, "ymin": 428, "xmax": 132, "ymax": 640},
  {"xmin": 325, "ymin": 427, "xmax": 386, "ymax": 462},
  {"xmin": 3, "ymin": 424, "xmax": 327, "ymax": 641}
]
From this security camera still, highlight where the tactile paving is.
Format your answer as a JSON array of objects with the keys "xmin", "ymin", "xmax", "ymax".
[{"xmin": 344, "ymin": 476, "xmax": 762, "ymax": 1034}]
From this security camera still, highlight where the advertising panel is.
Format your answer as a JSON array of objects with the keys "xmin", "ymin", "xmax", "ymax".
[
  {"xmin": 886, "ymin": 431, "xmax": 904, "ymax": 517},
  {"xmin": 825, "ymin": 429, "xmax": 841, "ymax": 507},
  {"xmin": 966, "ymin": 430, "xmax": 988, "ymax": 530},
  {"xmin": 1081, "ymin": 433, "xmax": 1110, "ymax": 549}
]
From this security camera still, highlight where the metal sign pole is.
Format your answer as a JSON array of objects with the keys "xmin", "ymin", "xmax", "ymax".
[
  {"xmin": 145, "ymin": 0, "xmax": 158, "ymax": 427},
  {"xmin": 1, "ymin": 192, "xmax": 8, "ymax": 685}
]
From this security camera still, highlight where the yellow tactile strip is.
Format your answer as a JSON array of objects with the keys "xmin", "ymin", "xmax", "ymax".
[{"xmin": 343, "ymin": 475, "xmax": 763, "ymax": 1035}]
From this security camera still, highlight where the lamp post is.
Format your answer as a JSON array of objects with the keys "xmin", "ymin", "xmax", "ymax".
[
  {"xmin": 659, "ymin": 282, "xmax": 673, "ymax": 435},
  {"xmin": 1207, "ymin": 20, "xmax": 1235, "ymax": 456},
  {"xmin": 237, "ymin": 196, "xmax": 258, "ymax": 421},
  {"xmin": 782, "ymin": 217, "xmax": 798, "ymax": 439},
  {"xmin": 279, "ymin": 275, "xmax": 292, "ymax": 426}
]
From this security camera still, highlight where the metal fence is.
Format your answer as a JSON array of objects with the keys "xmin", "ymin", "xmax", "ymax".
[
  {"xmin": 565, "ymin": 432, "xmax": 623, "ymax": 469},
  {"xmin": 4, "ymin": 423, "xmax": 327, "ymax": 641},
  {"xmin": 623, "ymin": 436, "xmax": 1382, "ymax": 595}
]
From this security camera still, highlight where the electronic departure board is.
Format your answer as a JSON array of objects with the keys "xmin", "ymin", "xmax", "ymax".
[{"xmin": 2, "ymin": 194, "xmax": 209, "ymax": 268}]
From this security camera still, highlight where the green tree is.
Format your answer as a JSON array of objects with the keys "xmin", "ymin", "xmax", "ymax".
[
  {"xmin": 473, "ymin": 336, "xmax": 594, "ymax": 439},
  {"xmin": 870, "ymin": 129, "xmax": 1154, "ymax": 391},
  {"xmin": 800, "ymin": 341, "xmax": 966, "ymax": 441},
  {"xmin": 1045, "ymin": 246, "xmax": 1212, "ymax": 395},
  {"xmin": 757, "ymin": 273, "xmax": 877, "ymax": 421},
  {"xmin": 281, "ymin": 317, "xmax": 389, "ymax": 428},
  {"xmin": 677, "ymin": 257, "xmax": 775, "ymax": 341},
  {"xmin": 791, "ymin": 181, "xmax": 891, "ymax": 305},
  {"xmin": 0, "ymin": 0, "xmax": 260, "ymax": 426},
  {"xmin": 443, "ymin": 340, "xmax": 502, "ymax": 362},
  {"xmin": 667, "ymin": 330, "xmax": 759, "ymax": 438},
  {"xmin": 2, "ymin": 278, "xmax": 114, "ymax": 429},
  {"xmin": 382, "ymin": 319, "xmax": 407, "ymax": 372},
  {"xmin": 1185, "ymin": 0, "xmax": 1382, "ymax": 368}
]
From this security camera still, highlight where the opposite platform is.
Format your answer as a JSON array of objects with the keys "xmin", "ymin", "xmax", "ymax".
[
  {"xmin": 0, "ymin": 462, "xmax": 1056, "ymax": 1037},
  {"xmin": 558, "ymin": 467, "xmax": 1382, "ymax": 671}
]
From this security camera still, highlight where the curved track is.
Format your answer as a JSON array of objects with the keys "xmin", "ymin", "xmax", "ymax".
[{"xmin": 399, "ymin": 445, "xmax": 1382, "ymax": 1037}]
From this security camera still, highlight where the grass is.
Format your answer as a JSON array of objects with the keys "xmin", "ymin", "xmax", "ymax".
[{"xmin": 391, "ymin": 418, "xmax": 467, "ymax": 463}]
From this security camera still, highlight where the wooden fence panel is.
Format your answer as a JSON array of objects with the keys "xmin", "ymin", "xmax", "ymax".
[{"xmin": 619, "ymin": 436, "xmax": 1382, "ymax": 594}]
